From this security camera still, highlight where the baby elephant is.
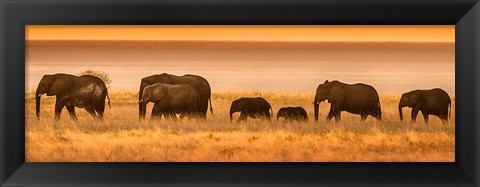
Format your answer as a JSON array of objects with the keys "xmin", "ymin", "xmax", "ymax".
[
  {"xmin": 139, "ymin": 83, "xmax": 202, "ymax": 120},
  {"xmin": 230, "ymin": 97, "xmax": 273, "ymax": 123},
  {"xmin": 277, "ymin": 107, "xmax": 308, "ymax": 122},
  {"xmin": 399, "ymin": 88, "xmax": 451, "ymax": 124}
]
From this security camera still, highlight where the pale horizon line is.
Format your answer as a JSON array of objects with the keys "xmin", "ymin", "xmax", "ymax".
[{"xmin": 24, "ymin": 89, "xmax": 456, "ymax": 96}]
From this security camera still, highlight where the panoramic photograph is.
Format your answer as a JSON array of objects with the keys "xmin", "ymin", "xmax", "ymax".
[{"xmin": 25, "ymin": 25, "xmax": 455, "ymax": 162}]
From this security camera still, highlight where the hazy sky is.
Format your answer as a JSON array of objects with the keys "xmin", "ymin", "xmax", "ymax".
[
  {"xmin": 26, "ymin": 26, "xmax": 455, "ymax": 94},
  {"xmin": 26, "ymin": 25, "xmax": 454, "ymax": 42}
]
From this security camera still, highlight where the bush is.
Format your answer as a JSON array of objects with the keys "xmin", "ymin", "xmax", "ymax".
[{"xmin": 77, "ymin": 70, "xmax": 111, "ymax": 88}]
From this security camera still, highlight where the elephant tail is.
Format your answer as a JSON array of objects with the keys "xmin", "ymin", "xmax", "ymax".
[
  {"xmin": 209, "ymin": 96, "xmax": 213, "ymax": 114},
  {"xmin": 106, "ymin": 92, "xmax": 111, "ymax": 108},
  {"xmin": 449, "ymin": 101, "xmax": 451, "ymax": 118},
  {"xmin": 377, "ymin": 101, "xmax": 382, "ymax": 119}
]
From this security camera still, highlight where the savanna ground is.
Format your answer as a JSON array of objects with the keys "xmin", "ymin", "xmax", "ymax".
[{"xmin": 25, "ymin": 91, "xmax": 455, "ymax": 162}]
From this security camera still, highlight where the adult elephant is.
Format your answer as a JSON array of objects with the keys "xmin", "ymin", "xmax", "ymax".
[
  {"xmin": 36, "ymin": 73, "xmax": 111, "ymax": 121},
  {"xmin": 314, "ymin": 80, "xmax": 382, "ymax": 122},
  {"xmin": 229, "ymin": 97, "xmax": 273, "ymax": 123},
  {"xmin": 138, "ymin": 73, "xmax": 212, "ymax": 119},
  {"xmin": 139, "ymin": 83, "xmax": 202, "ymax": 120},
  {"xmin": 399, "ymin": 88, "xmax": 451, "ymax": 124}
]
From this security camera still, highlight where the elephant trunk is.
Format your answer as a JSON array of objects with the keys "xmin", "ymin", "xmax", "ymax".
[
  {"xmin": 138, "ymin": 83, "xmax": 146, "ymax": 119},
  {"xmin": 35, "ymin": 91, "xmax": 41, "ymax": 120},
  {"xmin": 229, "ymin": 107, "xmax": 234, "ymax": 123},
  {"xmin": 140, "ymin": 100, "xmax": 147, "ymax": 120},
  {"xmin": 399, "ymin": 105, "xmax": 404, "ymax": 121},
  {"xmin": 314, "ymin": 102, "xmax": 320, "ymax": 122}
]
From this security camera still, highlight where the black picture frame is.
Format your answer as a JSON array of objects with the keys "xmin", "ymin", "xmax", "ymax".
[{"xmin": 1, "ymin": 0, "xmax": 479, "ymax": 186}]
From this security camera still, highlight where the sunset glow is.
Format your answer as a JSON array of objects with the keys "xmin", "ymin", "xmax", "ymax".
[
  {"xmin": 26, "ymin": 25, "xmax": 455, "ymax": 162},
  {"xmin": 26, "ymin": 25, "xmax": 454, "ymax": 42}
]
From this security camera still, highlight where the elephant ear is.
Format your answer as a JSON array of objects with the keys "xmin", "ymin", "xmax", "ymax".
[
  {"xmin": 408, "ymin": 90, "xmax": 422, "ymax": 106},
  {"xmin": 152, "ymin": 86, "xmax": 168, "ymax": 102},
  {"xmin": 236, "ymin": 99, "xmax": 247, "ymax": 111},
  {"xmin": 47, "ymin": 77, "xmax": 73, "ymax": 96},
  {"xmin": 277, "ymin": 108, "xmax": 284, "ymax": 115}
]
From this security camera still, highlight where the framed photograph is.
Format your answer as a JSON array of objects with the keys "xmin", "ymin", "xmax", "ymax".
[{"xmin": 1, "ymin": 0, "xmax": 479, "ymax": 186}]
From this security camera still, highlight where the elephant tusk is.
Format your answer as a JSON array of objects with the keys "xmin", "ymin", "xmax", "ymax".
[
  {"xmin": 138, "ymin": 99, "xmax": 143, "ymax": 103},
  {"xmin": 37, "ymin": 94, "xmax": 42, "ymax": 97}
]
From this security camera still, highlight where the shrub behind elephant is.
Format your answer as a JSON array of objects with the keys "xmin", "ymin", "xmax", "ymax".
[
  {"xmin": 399, "ymin": 88, "xmax": 451, "ymax": 123},
  {"xmin": 139, "ymin": 83, "xmax": 202, "ymax": 120},
  {"xmin": 313, "ymin": 80, "xmax": 382, "ymax": 122},
  {"xmin": 277, "ymin": 107, "xmax": 308, "ymax": 122},
  {"xmin": 230, "ymin": 97, "xmax": 273, "ymax": 123},
  {"xmin": 138, "ymin": 73, "xmax": 212, "ymax": 119},
  {"xmin": 36, "ymin": 73, "xmax": 111, "ymax": 121}
]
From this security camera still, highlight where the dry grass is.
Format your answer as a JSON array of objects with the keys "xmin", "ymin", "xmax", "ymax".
[{"xmin": 25, "ymin": 91, "xmax": 455, "ymax": 162}]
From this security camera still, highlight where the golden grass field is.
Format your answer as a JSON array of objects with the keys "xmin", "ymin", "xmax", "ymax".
[{"xmin": 25, "ymin": 91, "xmax": 455, "ymax": 162}]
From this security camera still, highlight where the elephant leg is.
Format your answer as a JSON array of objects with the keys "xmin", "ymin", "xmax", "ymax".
[
  {"xmin": 152, "ymin": 110, "xmax": 164, "ymax": 121},
  {"xmin": 189, "ymin": 111, "xmax": 202, "ymax": 120},
  {"xmin": 421, "ymin": 111, "xmax": 429, "ymax": 124},
  {"xmin": 326, "ymin": 107, "xmax": 335, "ymax": 122},
  {"xmin": 66, "ymin": 106, "xmax": 78, "ymax": 121},
  {"xmin": 150, "ymin": 112, "xmax": 157, "ymax": 120},
  {"xmin": 360, "ymin": 114, "xmax": 368, "ymax": 121},
  {"xmin": 151, "ymin": 104, "xmax": 161, "ymax": 120},
  {"xmin": 375, "ymin": 113, "xmax": 382, "ymax": 120},
  {"xmin": 266, "ymin": 112, "xmax": 271, "ymax": 122},
  {"xmin": 237, "ymin": 113, "xmax": 247, "ymax": 122},
  {"xmin": 440, "ymin": 109, "xmax": 449, "ymax": 124},
  {"xmin": 371, "ymin": 109, "xmax": 382, "ymax": 120},
  {"xmin": 84, "ymin": 108, "xmax": 97, "ymax": 119},
  {"xmin": 411, "ymin": 106, "xmax": 420, "ymax": 122},
  {"xmin": 440, "ymin": 117, "xmax": 448, "ymax": 124},
  {"xmin": 200, "ymin": 111, "xmax": 207, "ymax": 119},
  {"xmin": 95, "ymin": 109, "xmax": 104, "ymax": 120},
  {"xmin": 438, "ymin": 113, "xmax": 448, "ymax": 124},
  {"xmin": 95, "ymin": 102, "xmax": 105, "ymax": 120},
  {"xmin": 166, "ymin": 112, "xmax": 177, "ymax": 121},
  {"xmin": 162, "ymin": 112, "xmax": 170, "ymax": 120},
  {"xmin": 198, "ymin": 111, "xmax": 206, "ymax": 120},
  {"xmin": 261, "ymin": 111, "xmax": 269, "ymax": 122},
  {"xmin": 334, "ymin": 111, "xmax": 341, "ymax": 122},
  {"xmin": 54, "ymin": 101, "xmax": 66, "ymax": 120}
]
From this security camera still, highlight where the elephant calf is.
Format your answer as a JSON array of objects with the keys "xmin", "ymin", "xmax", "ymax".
[
  {"xmin": 138, "ymin": 73, "xmax": 213, "ymax": 119},
  {"xmin": 230, "ymin": 97, "xmax": 273, "ymax": 123},
  {"xmin": 277, "ymin": 107, "xmax": 308, "ymax": 122},
  {"xmin": 399, "ymin": 88, "xmax": 451, "ymax": 124},
  {"xmin": 139, "ymin": 83, "xmax": 202, "ymax": 120}
]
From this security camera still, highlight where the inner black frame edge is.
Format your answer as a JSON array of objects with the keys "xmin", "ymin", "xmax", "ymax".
[{"xmin": 1, "ymin": 0, "xmax": 479, "ymax": 186}]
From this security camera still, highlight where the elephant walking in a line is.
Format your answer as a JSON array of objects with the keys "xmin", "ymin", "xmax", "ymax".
[
  {"xmin": 399, "ymin": 88, "xmax": 451, "ymax": 124},
  {"xmin": 277, "ymin": 107, "xmax": 309, "ymax": 122},
  {"xmin": 230, "ymin": 97, "xmax": 273, "ymax": 123},
  {"xmin": 36, "ymin": 73, "xmax": 111, "ymax": 121},
  {"xmin": 314, "ymin": 80, "xmax": 382, "ymax": 122},
  {"xmin": 139, "ymin": 73, "xmax": 212, "ymax": 119},
  {"xmin": 139, "ymin": 83, "xmax": 202, "ymax": 120}
]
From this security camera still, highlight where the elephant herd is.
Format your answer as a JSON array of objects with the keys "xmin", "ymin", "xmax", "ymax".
[{"xmin": 35, "ymin": 73, "xmax": 452, "ymax": 124}]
